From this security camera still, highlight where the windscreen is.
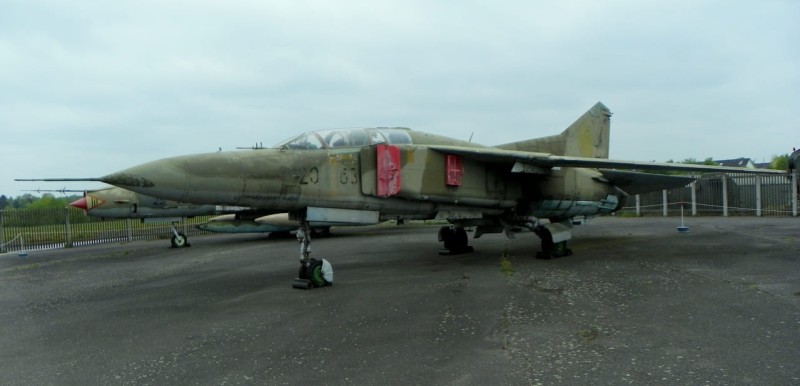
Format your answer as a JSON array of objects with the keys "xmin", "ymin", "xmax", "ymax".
[{"xmin": 274, "ymin": 128, "xmax": 411, "ymax": 149}]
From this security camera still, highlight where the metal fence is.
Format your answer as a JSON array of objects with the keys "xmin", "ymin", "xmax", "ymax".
[
  {"xmin": 0, "ymin": 207, "xmax": 215, "ymax": 254},
  {"xmin": 619, "ymin": 172, "xmax": 800, "ymax": 217}
]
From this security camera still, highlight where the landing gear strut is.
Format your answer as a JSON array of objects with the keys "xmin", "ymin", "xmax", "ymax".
[{"xmin": 438, "ymin": 225, "xmax": 474, "ymax": 255}]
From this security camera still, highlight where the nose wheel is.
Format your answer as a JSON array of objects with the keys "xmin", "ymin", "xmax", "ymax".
[{"xmin": 170, "ymin": 225, "xmax": 190, "ymax": 248}]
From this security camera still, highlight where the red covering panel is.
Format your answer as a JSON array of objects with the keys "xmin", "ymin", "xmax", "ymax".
[
  {"xmin": 377, "ymin": 144, "xmax": 401, "ymax": 197},
  {"xmin": 446, "ymin": 155, "xmax": 463, "ymax": 186}
]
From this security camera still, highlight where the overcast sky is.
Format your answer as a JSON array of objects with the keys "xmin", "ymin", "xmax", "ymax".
[{"xmin": 2, "ymin": 0, "xmax": 798, "ymax": 197}]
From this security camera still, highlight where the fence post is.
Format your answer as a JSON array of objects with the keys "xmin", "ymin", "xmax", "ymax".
[
  {"xmin": 755, "ymin": 175, "xmax": 762, "ymax": 217},
  {"xmin": 722, "ymin": 174, "xmax": 729, "ymax": 217},
  {"xmin": 126, "ymin": 218, "xmax": 133, "ymax": 242},
  {"xmin": 64, "ymin": 207, "xmax": 73, "ymax": 248},
  {"xmin": 635, "ymin": 194, "xmax": 641, "ymax": 217},
  {"xmin": 690, "ymin": 181, "xmax": 697, "ymax": 216},
  {"xmin": 662, "ymin": 190, "xmax": 668, "ymax": 217},
  {"xmin": 0, "ymin": 210, "xmax": 5, "ymax": 254},
  {"xmin": 793, "ymin": 172, "xmax": 798, "ymax": 217}
]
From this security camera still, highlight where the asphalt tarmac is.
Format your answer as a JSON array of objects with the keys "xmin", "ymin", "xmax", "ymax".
[{"xmin": 1, "ymin": 217, "xmax": 798, "ymax": 385}]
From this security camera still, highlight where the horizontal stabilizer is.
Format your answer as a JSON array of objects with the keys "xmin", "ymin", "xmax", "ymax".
[{"xmin": 599, "ymin": 169, "xmax": 695, "ymax": 195}]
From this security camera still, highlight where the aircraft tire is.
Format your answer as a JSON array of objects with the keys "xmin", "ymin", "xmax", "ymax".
[
  {"xmin": 298, "ymin": 259, "xmax": 326, "ymax": 287},
  {"xmin": 442, "ymin": 227, "xmax": 468, "ymax": 251},
  {"xmin": 439, "ymin": 226, "xmax": 455, "ymax": 249},
  {"xmin": 171, "ymin": 233, "xmax": 189, "ymax": 248},
  {"xmin": 553, "ymin": 241, "xmax": 571, "ymax": 257},
  {"xmin": 453, "ymin": 228, "xmax": 468, "ymax": 250},
  {"xmin": 309, "ymin": 264, "xmax": 326, "ymax": 287},
  {"xmin": 439, "ymin": 226, "xmax": 472, "ymax": 254}
]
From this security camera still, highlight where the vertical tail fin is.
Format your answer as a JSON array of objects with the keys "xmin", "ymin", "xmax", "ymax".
[
  {"xmin": 562, "ymin": 102, "xmax": 611, "ymax": 158},
  {"xmin": 496, "ymin": 102, "xmax": 612, "ymax": 159}
]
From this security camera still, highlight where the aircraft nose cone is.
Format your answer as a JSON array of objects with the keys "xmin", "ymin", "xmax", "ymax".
[
  {"xmin": 101, "ymin": 172, "xmax": 156, "ymax": 189},
  {"xmin": 99, "ymin": 158, "xmax": 187, "ymax": 201},
  {"xmin": 70, "ymin": 197, "xmax": 88, "ymax": 210}
]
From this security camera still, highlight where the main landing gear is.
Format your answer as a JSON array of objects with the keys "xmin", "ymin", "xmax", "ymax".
[
  {"xmin": 533, "ymin": 225, "xmax": 572, "ymax": 259},
  {"xmin": 436, "ymin": 220, "xmax": 573, "ymax": 259},
  {"xmin": 292, "ymin": 220, "xmax": 334, "ymax": 290},
  {"xmin": 438, "ymin": 225, "xmax": 474, "ymax": 255}
]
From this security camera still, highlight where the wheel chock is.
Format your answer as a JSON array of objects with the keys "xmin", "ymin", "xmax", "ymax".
[
  {"xmin": 438, "ymin": 246, "xmax": 475, "ymax": 255},
  {"xmin": 292, "ymin": 278, "xmax": 313, "ymax": 289}
]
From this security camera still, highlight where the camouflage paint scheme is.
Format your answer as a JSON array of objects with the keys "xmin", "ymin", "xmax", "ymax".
[{"xmin": 99, "ymin": 103, "xmax": 776, "ymax": 213}]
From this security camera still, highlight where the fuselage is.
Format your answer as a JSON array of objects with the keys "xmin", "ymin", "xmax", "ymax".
[{"xmin": 100, "ymin": 127, "xmax": 622, "ymax": 222}]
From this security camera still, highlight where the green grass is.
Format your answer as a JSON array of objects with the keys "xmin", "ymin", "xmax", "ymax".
[{"xmin": 500, "ymin": 255, "xmax": 514, "ymax": 276}]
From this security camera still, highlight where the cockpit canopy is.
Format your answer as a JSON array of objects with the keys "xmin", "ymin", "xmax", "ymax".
[{"xmin": 274, "ymin": 127, "xmax": 413, "ymax": 150}]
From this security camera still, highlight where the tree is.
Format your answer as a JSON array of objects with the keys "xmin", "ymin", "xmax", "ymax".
[
  {"xmin": 28, "ymin": 193, "xmax": 68, "ymax": 209},
  {"xmin": 667, "ymin": 157, "xmax": 716, "ymax": 166},
  {"xmin": 769, "ymin": 154, "xmax": 789, "ymax": 170},
  {"xmin": 9, "ymin": 194, "xmax": 36, "ymax": 209},
  {"xmin": 1, "ymin": 193, "xmax": 80, "ymax": 209}
]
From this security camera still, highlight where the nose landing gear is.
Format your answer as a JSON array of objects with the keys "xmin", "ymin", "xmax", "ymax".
[
  {"xmin": 170, "ymin": 224, "xmax": 190, "ymax": 248},
  {"xmin": 292, "ymin": 220, "xmax": 333, "ymax": 289}
]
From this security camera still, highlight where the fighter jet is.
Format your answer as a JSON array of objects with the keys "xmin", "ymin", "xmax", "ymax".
[
  {"xmin": 70, "ymin": 186, "xmax": 219, "ymax": 220},
  {"xmin": 20, "ymin": 103, "xmax": 787, "ymax": 285}
]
